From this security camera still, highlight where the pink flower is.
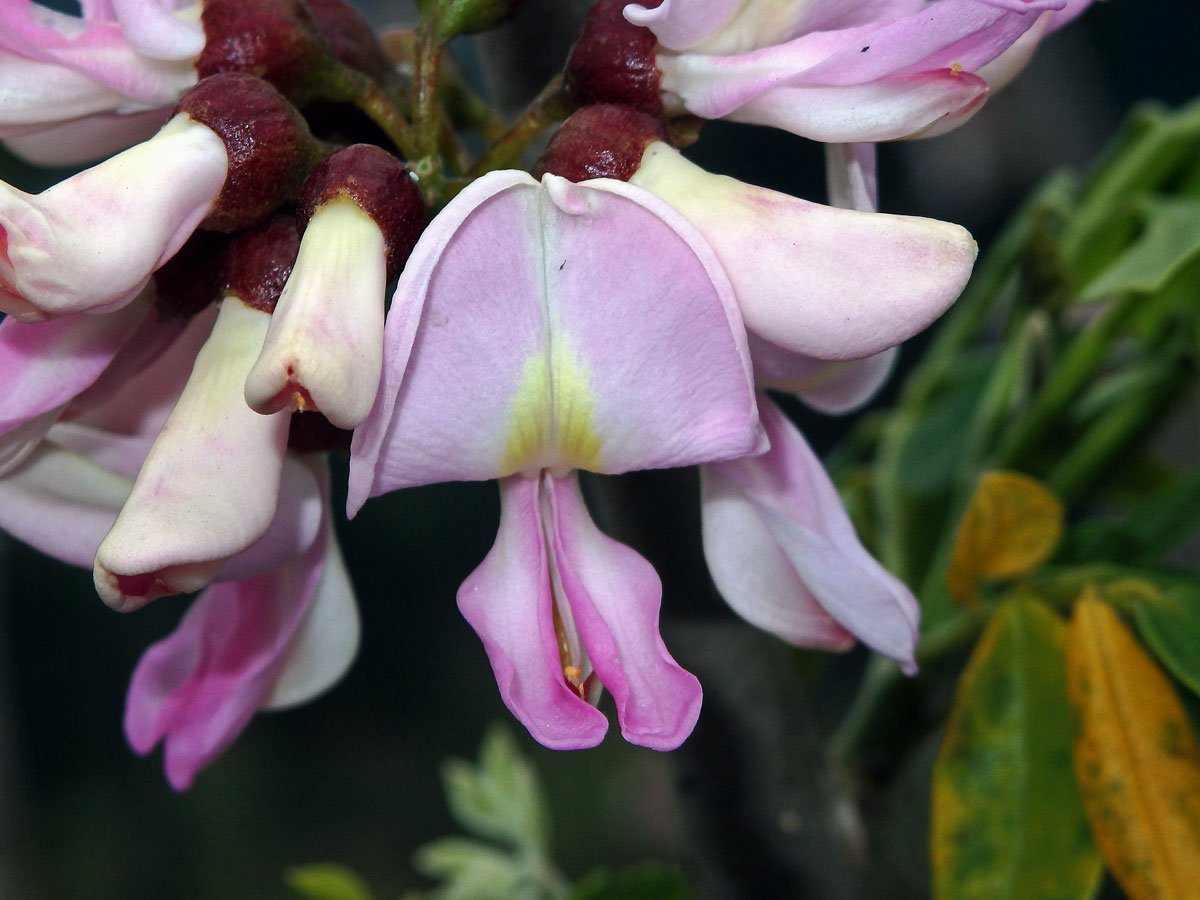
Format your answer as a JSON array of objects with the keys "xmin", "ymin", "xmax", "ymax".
[
  {"xmin": 569, "ymin": 0, "xmax": 1091, "ymax": 142},
  {"xmin": 0, "ymin": 298, "xmax": 359, "ymax": 791},
  {"xmin": 351, "ymin": 171, "xmax": 766, "ymax": 749},
  {"xmin": 0, "ymin": 0, "xmax": 203, "ymax": 164}
]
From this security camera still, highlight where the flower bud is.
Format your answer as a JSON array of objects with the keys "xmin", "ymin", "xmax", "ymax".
[
  {"xmin": 564, "ymin": 0, "xmax": 662, "ymax": 116},
  {"xmin": 245, "ymin": 146, "xmax": 425, "ymax": 429},
  {"xmin": 94, "ymin": 217, "xmax": 304, "ymax": 611},
  {"xmin": 534, "ymin": 104, "xmax": 667, "ymax": 183},
  {"xmin": 306, "ymin": 0, "xmax": 397, "ymax": 85},
  {"xmin": 176, "ymin": 73, "xmax": 319, "ymax": 233},
  {"xmin": 198, "ymin": 0, "xmax": 340, "ymax": 104},
  {"xmin": 153, "ymin": 231, "xmax": 230, "ymax": 321},
  {"xmin": 221, "ymin": 215, "xmax": 302, "ymax": 314},
  {"xmin": 297, "ymin": 144, "xmax": 426, "ymax": 282}
]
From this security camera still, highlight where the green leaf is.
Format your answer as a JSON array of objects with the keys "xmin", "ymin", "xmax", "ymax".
[
  {"xmin": 568, "ymin": 864, "xmax": 691, "ymax": 900},
  {"xmin": 286, "ymin": 864, "xmax": 375, "ymax": 900},
  {"xmin": 412, "ymin": 838, "xmax": 529, "ymax": 900},
  {"xmin": 1136, "ymin": 581, "xmax": 1200, "ymax": 699},
  {"xmin": 932, "ymin": 597, "xmax": 1101, "ymax": 900},
  {"xmin": 1082, "ymin": 199, "xmax": 1200, "ymax": 298},
  {"xmin": 1062, "ymin": 100, "xmax": 1200, "ymax": 287},
  {"xmin": 441, "ymin": 725, "xmax": 550, "ymax": 856}
]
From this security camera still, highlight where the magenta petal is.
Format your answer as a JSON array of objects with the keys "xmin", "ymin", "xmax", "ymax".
[
  {"xmin": 457, "ymin": 475, "xmax": 609, "ymax": 750},
  {"xmin": 702, "ymin": 398, "xmax": 918, "ymax": 671},
  {"xmin": 123, "ymin": 505, "xmax": 328, "ymax": 791},
  {"xmin": 547, "ymin": 474, "xmax": 702, "ymax": 750}
]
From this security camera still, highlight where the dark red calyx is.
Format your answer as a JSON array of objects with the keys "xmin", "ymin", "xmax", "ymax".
[
  {"xmin": 298, "ymin": 144, "xmax": 427, "ymax": 282},
  {"xmin": 176, "ymin": 72, "xmax": 317, "ymax": 233},
  {"xmin": 198, "ymin": 0, "xmax": 337, "ymax": 105},
  {"xmin": 153, "ymin": 230, "xmax": 229, "ymax": 320},
  {"xmin": 221, "ymin": 215, "xmax": 301, "ymax": 314},
  {"xmin": 534, "ymin": 104, "xmax": 667, "ymax": 183},
  {"xmin": 288, "ymin": 410, "xmax": 352, "ymax": 454},
  {"xmin": 306, "ymin": 0, "xmax": 396, "ymax": 85},
  {"xmin": 565, "ymin": 0, "xmax": 663, "ymax": 116}
]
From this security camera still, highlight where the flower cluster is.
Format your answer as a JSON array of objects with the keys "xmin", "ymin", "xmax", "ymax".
[{"xmin": 0, "ymin": 0, "xmax": 1089, "ymax": 787}]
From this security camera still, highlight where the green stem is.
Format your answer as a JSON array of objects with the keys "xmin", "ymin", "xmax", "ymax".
[
  {"xmin": 468, "ymin": 76, "xmax": 574, "ymax": 177},
  {"xmin": 996, "ymin": 291, "xmax": 1140, "ymax": 469},
  {"xmin": 1046, "ymin": 359, "xmax": 1187, "ymax": 501},
  {"xmin": 412, "ymin": 30, "xmax": 447, "ymax": 204},
  {"xmin": 324, "ymin": 64, "xmax": 417, "ymax": 159}
]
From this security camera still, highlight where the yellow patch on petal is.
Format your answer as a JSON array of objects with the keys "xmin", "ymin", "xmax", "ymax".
[{"xmin": 501, "ymin": 339, "xmax": 603, "ymax": 474}]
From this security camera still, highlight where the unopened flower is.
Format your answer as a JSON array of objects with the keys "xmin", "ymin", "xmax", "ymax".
[
  {"xmin": 246, "ymin": 144, "xmax": 426, "ymax": 429},
  {"xmin": 351, "ymin": 171, "xmax": 764, "ymax": 749},
  {"xmin": 0, "ymin": 72, "xmax": 317, "ymax": 323},
  {"xmin": 93, "ymin": 217, "xmax": 303, "ymax": 611}
]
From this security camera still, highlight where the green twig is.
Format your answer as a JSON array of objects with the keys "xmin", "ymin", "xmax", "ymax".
[{"xmin": 467, "ymin": 76, "xmax": 574, "ymax": 177}]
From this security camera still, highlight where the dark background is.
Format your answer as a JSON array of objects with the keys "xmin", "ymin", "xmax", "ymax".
[{"xmin": 0, "ymin": 1, "xmax": 1195, "ymax": 898}]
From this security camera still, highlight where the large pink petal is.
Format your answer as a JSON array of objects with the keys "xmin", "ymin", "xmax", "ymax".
[
  {"xmin": 349, "ymin": 171, "xmax": 760, "ymax": 509},
  {"xmin": 547, "ymin": 473, "xmax": 702, "ymax": 750},
  {"xmin": 123, "ymin": 504, "xmax": 330, "ymax": 792},
  {"xmin": 702, "ymin": 398, "xmax": 919, "ymax": 671},
  {"xmin": 456, "ymin": 475, "xmax": 609, "ymax": 750},
  {"xmin": 654, "ymin": 0, "xmax": 1064, "ymax": 141}
]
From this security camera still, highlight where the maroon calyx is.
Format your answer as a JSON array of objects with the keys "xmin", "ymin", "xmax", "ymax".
[
  {"xmin": 297, "ymin": 144, "xmax": 427, "ymax": 281},
  {"xmin": 198, "ymin": 0, "xmax": 337, "ymax": 104},
  {"xmin": 221, "ymin": 215, "xmax": 302, "ymax": 314},
  {"xmin": 306, "ymin": 0, "xmax": 397, "ymax": 85},
  {"xmin": 153, "ymin": 230, "xmax": 229, "ymax": 320},
  {"xmin": 564, "ymin": 0, "xmax": 663, "ymax": 116},
  {"xmin": 534, "ymin": 104, "xmax": 667, "ymax": 183},
  {"xmin": 177, "ymin": 72, "xmax": 318, "ymax": 233}
]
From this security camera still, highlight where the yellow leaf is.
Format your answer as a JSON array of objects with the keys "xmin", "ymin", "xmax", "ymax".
[
  {"xmin": 1067, "ymin": 595, "xmax": 1200, "ymax": 900},
  {"xmin": 948, "ymin": 471, "xmax": 1064, "ymax": 603}
]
